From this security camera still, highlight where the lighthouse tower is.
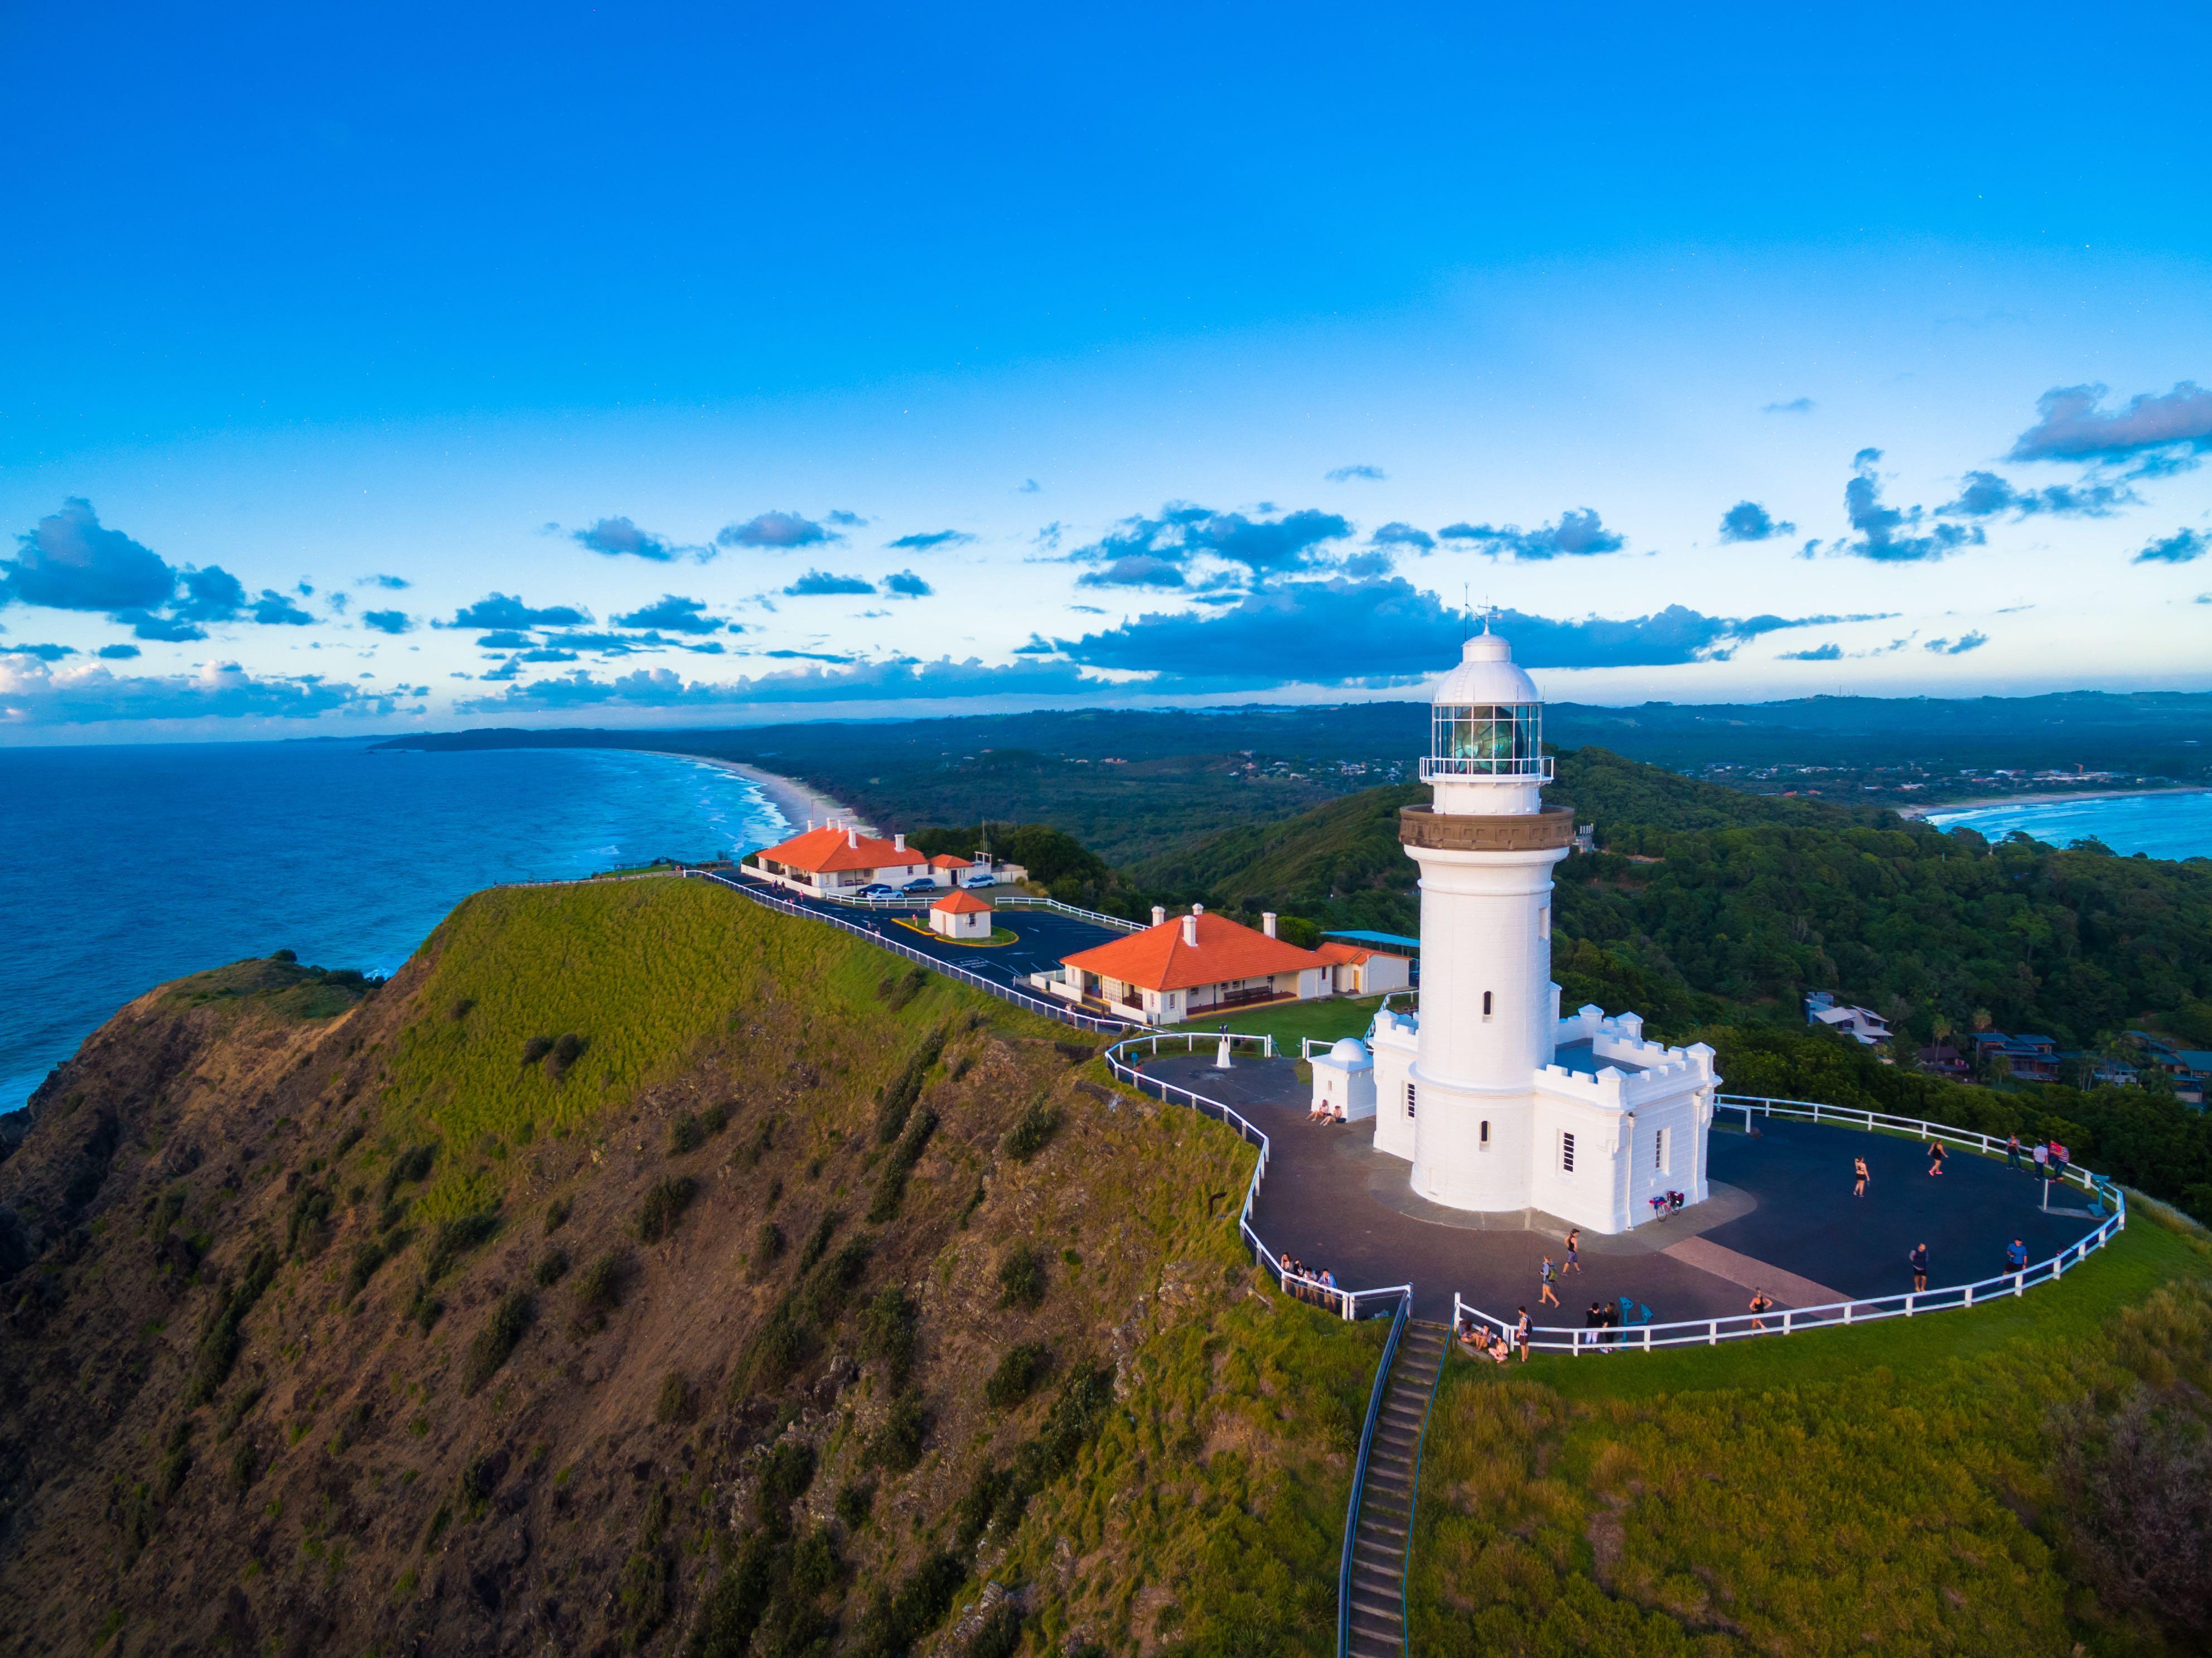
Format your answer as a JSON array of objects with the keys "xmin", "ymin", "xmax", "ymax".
[{"xmin": 1359, "ymin": 624, "xmax": 1718, "ymax": 1232}]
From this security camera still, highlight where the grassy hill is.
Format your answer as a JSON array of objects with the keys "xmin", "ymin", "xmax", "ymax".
[{"xmin": 0, "ymin": 879, "xmax": 1374, "ymax": 1656}]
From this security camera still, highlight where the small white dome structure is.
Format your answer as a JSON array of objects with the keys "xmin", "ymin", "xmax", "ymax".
[{"xmin": 1308, "ymin": 1035, "xmax": 1376, "ymax": 1123}]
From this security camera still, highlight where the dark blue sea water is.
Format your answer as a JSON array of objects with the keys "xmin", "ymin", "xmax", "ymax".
[
  {"xmin": 1924, "ymin": 790, "xmax": 2212, "ymax": 861},
  {"xmin": 0, "ymin": 741, "xmax": 789, "ymax": 1114}
]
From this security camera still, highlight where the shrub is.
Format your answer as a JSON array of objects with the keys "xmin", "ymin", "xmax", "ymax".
[
  {"xmin": 545, "ymin": 1032, "xmax": 587, "ymax": 1080},
  {"xmin": 379, "ymin": 1143, "xmax": 437, "ymax": 1202},
  {"xmin": 752, "ymin": 1222, "xmax": 785, "ymax": 1277},
  {"xmin": 875, "ymin": 1026, "xmax": 948, "ymax": 1144},
  {"xmin": 756, "ymin": 1440, "xmax": 818, "ymax": 1522},
  {"xmin": 997, "ymin": 1246, "xmax": 1046, "ymax": 1310},
  {"xmin": 868, "ymin": 1108, "xmax": 938, "ymax": 1222},
  {"xmin": 423, "ymin": 1211, "xmax": 500, "ymax": 1282},
  {"xmin": 448, "ymin": 996, "xmax": 475, "ymax": 1022},
  {"xmin": 797, "ymin": 1212, "xmax": 839, "ymax": 1272},
  {"xmin": 794, "ymin": 1237, "xmax": 873, "ymax": 1327},
  {"xmin": 984, "ymin": 1342, "xmax": 1050, "ymax": 1410},
  {"xmin": 285, "ymin": 1183, "xmax": 333, "ymax": 1258},
  {"xmin": 2058, "ymin": 1388, "xmax": 2212, "ymax": 1631},
  {"xmin": 341, "ymin": 1239, "xmax": 389, "ymax": 1303},
  {"xmin": 534, "ymin": 1247, "xmax": 570, "ymax": 1287},
  {"xmin": 636, "ymin": 1176, "xmax": 696, "ymax": 1243},
  {"xmin": 745, "ymin": 1302, "xmax": 809, "ymax": 1393},
  {"xmin": 655, "ymin": 1369, "xmax": 694, "ymax": 1425},
  {"xmin": 703, "ymin": 1101, "xmax": 731, "ymax": 1134},
  {"xmin": 332, "ymin": 1123, "xmax": 364, "ymax": 1161},
  {"xmin": 968, "ymin": 1602, "xmax": 1025, "ymax": 1658},
  {"xmin": 156, "ymin": 1418, "xmax": 192, "ymax": 1499},
  {"xmin": 852, "ymin": 1551, "xmax": 966, "ymax": 1658},
  {"xmin": 462, "ymin": 1289, "xmax": 534, "ymax": 1394},
  {"xmin": 861, "ymin": 1287, "xmax": 919, "ymax": 1389},
  {"xmin": 835, "ymin": 1477, "xmax": 876, "ymax": 1529},
  {"xmin": 880, "ymin": 966, "xmax": 930, "ymax": 1013},
  {"xmin": 543, "ymin": 1196, "xmax": 571, "ymax": 1234},
  {"xmin": 1002, "ymin": 1099, "xmax": 1061, "ymax": 1162},
  {"xmin": 867, "ymin": 1394, "xmax": 927, "ymax": 1473},
  {"xmin": 573, "ymin": 1251, "xmax": 624, "ymax": 1314},
  {"xmin": 520, "ymin": 1035, "xmax": 556, "ymax": 1066},
  {"xmin": 271, "ymin": 948, "xmax": 297, "ymax": 963},
  {"xmin": 227, "ymin": 1441, "xmax": 257, "ymax": 1493},
  {"xmin": 667, "ymin": 1111, "xmax": 704, "ymax": 1156},
  {"xmin": 186, "ymin": 1245, "xmax": 278, "ymax": 1406},
  {"xmin": 740, "ymin": 1116, "xmax": 776, "ymax": 1169}
]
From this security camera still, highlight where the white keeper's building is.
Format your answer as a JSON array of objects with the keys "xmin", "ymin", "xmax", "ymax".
[{"xmin": 1315, "ymin": 625, "xmax": 1718, "ymax": 1235}]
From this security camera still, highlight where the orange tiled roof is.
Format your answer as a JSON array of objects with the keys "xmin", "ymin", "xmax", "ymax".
[
  {"xmin": 1315, "ymin": 941, "xmax": 1410, "ymax": 966},
  {"xmin": 926, "ymin": 853, "xmax": 972, "ymax": 869},
  {"xmin": 759, "ymin": 825, "xmax": 921, "ymax": 874},
  {"xmin": 931, "ymin": 888, "xmax": 993, "ymax": 913},
  {"xmin": 1061, "ymin": 911, "xmax": 1327, "ymax": 993}
]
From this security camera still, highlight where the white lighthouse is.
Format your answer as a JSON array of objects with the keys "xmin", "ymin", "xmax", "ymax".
[{"xmin": 1351, "ymin": 624, "xmax": 1718, "ymax": 1234}]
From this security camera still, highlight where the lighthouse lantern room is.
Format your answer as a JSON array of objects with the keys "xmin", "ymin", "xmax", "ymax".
[{"xmin": 1339, "ymin": 623, "xmax": 1719, "ymax": 1235}]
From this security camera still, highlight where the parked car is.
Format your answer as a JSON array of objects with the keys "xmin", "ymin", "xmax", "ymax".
[
  {"xmin": 900, "ymin": 877, "xmax": 938, "ymax": 893},
  {"xmin": 856, "ymin": 883, "xmax": 897, "ymax": 898},
  {"xmin": 962, "ymin": 873, "xmax": 997, "ymax": 889}
]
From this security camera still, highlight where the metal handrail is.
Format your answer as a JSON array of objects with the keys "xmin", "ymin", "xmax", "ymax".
[
  {"xmin": 1453, "ymin": 1094, "xmax": 2128, "ymax": 1354},
  {"xmin": 1417, "ymin": 754, "xmax": 1554, "ymax": 782},
  {"xmin": 1400, "ymin": 1316, "xmax": 1447, "ymax": 1654},
  {"xmin": 685, "ymin": 871, "xmax": 1148, "ymax": 1036},
  {"xmin": 738, "ymin": 867, "xmax": 1146, "ymax": 932},
  {"xmin": 1339, "ymin": 1289, "xmax": 1411, "ymax": 1658}
]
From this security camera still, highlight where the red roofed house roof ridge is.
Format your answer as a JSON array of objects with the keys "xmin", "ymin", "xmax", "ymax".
[
  {"xmin": 1061, "ymin": 909, "xmax": 1327, "ymax": 994},
  {"xmin": 759, "ymin": 824, "xmax": 914, "ymax": 875},
  {"xmin": 925, "ymin": 853, "xmax": 972, "ymax": 869},
  {"xmin": 931, "ymin": 888, "xmax": 993, "ymax": 914}
]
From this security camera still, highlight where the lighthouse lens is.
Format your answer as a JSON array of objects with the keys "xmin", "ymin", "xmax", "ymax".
[{"xmin": 1431, "ymin": 703, "xmax": 1542, "ymax": 774}]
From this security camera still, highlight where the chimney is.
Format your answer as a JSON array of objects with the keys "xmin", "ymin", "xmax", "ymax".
[
  {"xmin": 847, "ymin": 829, "xmax": 859, "ymax": 849},
  {"xmin": 1151, "ymin": 905, "xmax": 1166, "ymax": 927},
  {"xmin": 1262, "ymin": 912, "xmax": 1278, "ymax": 939},
  {"xmin": 1182, "ymin": 913, "xmax": 1199, "ymax": 948},
  {"xmin": 894, "ymin": 832, "xmax": 906, "ymax": 852}
]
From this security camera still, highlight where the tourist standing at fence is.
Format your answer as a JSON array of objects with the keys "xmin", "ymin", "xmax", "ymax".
[
  {"xmin": 2005, "ymin": 1132, "xmax": 2022, "ymax": 1170},
  {"xmin": 1515, "ymin": 1307, "xmax": 1532, "ymax": 1361},
  {"xmin": 2051, "ymin": 1141, "xmax": 2070, "ymax": 1181},
  {"xmin": 2005, "ymin": 1238, "xmax": 2027, "ymax": 1275},
  {"xmin": 2033, "ymin": 1142, "xmax": 2050, "ymax": 1180},
  {"xmin": 1853, "ymin": 1155, "xmax": 1869, "ymax": 1198},
  {"xmin": 1539, "ymin": 1256, "xmax": 1560, "ymax": 1307},
  {"xmin": 1909, "ymin": 1242, "xmax": 1930, "ymax": 1292},
  {"xmin": 1585, "ymin": 1300, "xmax": 1606, "ymax": 1351}
]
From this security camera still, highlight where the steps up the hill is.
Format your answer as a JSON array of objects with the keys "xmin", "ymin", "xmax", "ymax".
[{"xmin": 1342, "ymin": 1319, "xmax": 1448, "ymax": 1658}]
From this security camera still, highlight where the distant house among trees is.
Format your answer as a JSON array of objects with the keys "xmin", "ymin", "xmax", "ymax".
[{"xmin": 1805, "ymin": 990, "xmax": 1891, "ymax": 1047}]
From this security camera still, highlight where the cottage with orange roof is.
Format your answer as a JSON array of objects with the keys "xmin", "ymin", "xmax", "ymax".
[
  {"xmin": 747, "ymin": 821, "xmax": 930, "ymax": 896},
  {"xmin": 1038, "ymin": 904, "xmax": 1332, "ymax": 1025},
  {"xmin": 928, "ymin": 887, "xmax": 994, "ymax": 940},
  {"xmin": 1313, "ymin": 940, "xmax": 1413, "ymax": 997}
]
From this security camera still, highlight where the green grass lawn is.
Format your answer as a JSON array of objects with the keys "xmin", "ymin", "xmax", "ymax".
[
  {"xmin": 1411, "ymin": 1201, "xmax": 2212, "ymax": 1655},
  {"xmin": 1208, "ymin": 992, "xmax": 1390, "ymax": 1053}
]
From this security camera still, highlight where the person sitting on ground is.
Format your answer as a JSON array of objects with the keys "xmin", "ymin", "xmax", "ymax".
[
  {"xmin": 1747, "ymin": 1288, "xmax": 1774, "ymax": 1330},
  {"xmin": 1456, "ymin": 1313, "xmax": 1479, "ymax": 1351},
  {"xmin": 1484, "ymin": 1327, "xmax": 1510, "ymax": 1365}
]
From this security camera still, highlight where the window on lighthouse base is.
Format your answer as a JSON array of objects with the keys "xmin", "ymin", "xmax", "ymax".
[
  {"xmin": 1405, "ymin": 1082, "xmax": 1417, "ymax": 1119},
  {"xmin": 1559, "ymin": 1130, "xmax": 1576, "ymax": 1174}
]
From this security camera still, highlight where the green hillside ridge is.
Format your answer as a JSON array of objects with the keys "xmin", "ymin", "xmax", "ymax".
[{"xmin": 0, "ymin": 879, "xmax": 1373, "ymax": 1656}]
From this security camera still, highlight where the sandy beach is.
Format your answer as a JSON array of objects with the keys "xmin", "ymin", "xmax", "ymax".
[
  {"xmin": 683, "ymin": 757, "xmax": 876, "ymax": 842},
  {"xmin": 1899, "ymin": 785, "xmax": 2211, "ymax": 820}
]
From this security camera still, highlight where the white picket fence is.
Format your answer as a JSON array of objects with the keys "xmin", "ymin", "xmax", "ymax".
[{"xmin": 1455, "ymin": 1093, "xmax": 2128, "ymax": 1355}]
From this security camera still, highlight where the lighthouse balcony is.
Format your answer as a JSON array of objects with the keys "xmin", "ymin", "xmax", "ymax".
[{"xmin": 1418, "ymin": 753, "xmax": 1554, "ymax": 783}]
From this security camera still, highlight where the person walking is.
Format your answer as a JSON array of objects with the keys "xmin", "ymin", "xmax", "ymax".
[
  {"xmin": 1515, "ymin": 1306, "xmax": 1532, "ymax": 1362},
  {"xmin": 2005, "ymin": 1132, "xmax": 2022, "ymax": 1171},
  {"xmin": 1564, "ymin": 1228, "xmax": 1583, "ymax": 1274},
  {"xmin": 1539, "ymin": 1255, "xmax": 1560, "ymax": 1307},
  {"xmin": 2005, "ymin": 1237, "xmax": 2027, "ymax": 1276},
  {"xmin": 1747, "ymin": 1288, "xmax": 1774, "ymax": 1331},
  {"xmin": 1926, "ymin": 1140, "xmax": 1947, "ymax": 1177},
  {"xmin": 1853, "ymin": 1155, "xmax": 1870, "ymax": 1198},
  {"xmin": 1909, "ymin": 1242, "xmax": 1930, "ymax": 1293}
]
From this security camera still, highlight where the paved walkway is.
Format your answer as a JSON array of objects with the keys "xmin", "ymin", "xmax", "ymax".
[{"xmin": 1136, "ymin": 1051, "xmax": 2105, "ymax": 1327}]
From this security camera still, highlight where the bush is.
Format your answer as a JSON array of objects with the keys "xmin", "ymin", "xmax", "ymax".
[
  {"xmin": 868, "ymin": 1107, "xmax": 938, "ymax": 1222},
  {"xmin": 285, "ymin": 1182, "xmax": 333, "ymax": 1258},
  {"xmin": 2058, "ymin": 1388, "xmax": 2212, "ymax": 1631},
  {"xmin": 379, "ymin": 1142, "xmax": 437, "ymax": 1202},
  {"xmin": 835, "ymin": 1477, "xmax": 876, "ymax": 1529},
  {"xmin": 667, "ymin": 1111, "xmax": 704, "ymax": 1156},
  {"xmin": 423, "ymin": 1211, "xmax": 500, "ymax": 1282},
  {"xmin": 703, "ymin": 1100, "xmax": 731, "ymax": 1134},
  {"xmin": 546, "ymin": 1032, "xmax": 587, "ymax": 1080},
  {"xmin": 756, "ymin": 1440, "xmax": 818, "ymax": 1522},
  {"xmin": 867, "ymin": 1394, "xmax": 928, "ymax": 1473},
  {"xmin": 186, "ymin": 1245, "xmax": 278, "ymax": 1406},
  {"xmin": 543, "ymin": 1196, "xmax": 571, "ymax": 1234},
  {"xmin": 968, "ymin": 1602, "xmax": 1025, "ymax": 1658},
  {"xmin": 573, "ymin": 1251, "xmax": 625, "ymax": 1313},
  {"xmin": 655, "ymin": 1369, "xmax": 694, "ymax": 1425},
  {"xmin": 875, "ymin": 1026, "xmax": 948, "ymax": 1144},
  {"xmin": 270, "ymin": 948, "xmax": 297, "ymax": 963},
  {"xmin": 984, "ymin": 1342, "xmax": 1050, "ymax": 1410},
  {"xmin": 997, "ymin": 1246, "xmax": 1046, "ymax": 1310},
  {"xmin": 752, "ymin": 1222, "xmax": 785, "ymax": 1277},
  {"xmin": 745, "ymin": 1302, "xmax": 809, "ymax": 1392},
  {"xmin": 794, "ymin": 1237, "xmax": 873, "ymax": 1327},
  {"xmin": 520, "ymin": 1035, "xmax": 556, "ymax": 1066},
  {"xmin": 740, "ymin": 1116, "xmax": 776, "ymax": 1169},
  {"xmin": 852, "ymin": 1550, "xmax": 967, "ymax": 1658},
  {"xmin": 341, "ymin": 1239, "xmax": 389, "ymax": 1303},
  {"xmin": 534, "ymin": 1247, "xmax": 569, "ymax": 1287},
  {"xmin": 636, "ymin": 1176, "xmax": 697, "ymax": 1243},
  {"xmin": 861, "ymin": 1287, "xmax": 919, "ymax": 1389},
  {"xmin": 1002, "ymin": 1099, "xmax": 1061, "ymax": 1162},
  {"xmin": 462, "ymin": 1288, "xmax": 534, "ymax": 1394}
]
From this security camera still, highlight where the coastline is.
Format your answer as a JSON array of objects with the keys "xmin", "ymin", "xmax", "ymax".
[
  {"xmin": 1900, "ymin": 786, "xmax": 2212, "ymax": 821},
  {"xmin": 680, "ymin": 756, "xmax": 875, "ymax": 843}
]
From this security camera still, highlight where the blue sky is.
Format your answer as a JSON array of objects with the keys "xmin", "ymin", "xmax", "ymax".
[{"xmin": 3, "ymin": 2, "xmax": 2209, "ymax": 739}]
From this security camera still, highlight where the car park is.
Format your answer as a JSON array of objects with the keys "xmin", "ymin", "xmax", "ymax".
[
  {"xmin": 856, "ymin": 883, "xmax": 897, "ymax": 898},
  {"xmin": 901, "ymin": 877, "xmax": 938, "ymax": 893},
  {"xmin": 962, "ymin": 873, "xmax": 997, "ymax": 889}
]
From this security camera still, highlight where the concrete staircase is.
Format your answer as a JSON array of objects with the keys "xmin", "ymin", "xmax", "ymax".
[{"xmin": 1345, "ymin": 1319, "xmax": 1448, "ymax": 1658}]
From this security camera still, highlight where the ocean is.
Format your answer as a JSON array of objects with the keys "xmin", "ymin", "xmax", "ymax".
[
  {"xmin": 1924, "ymin": 789, "xmax": 2212, "ymax": 861},
  {"xmin": 0, "ymin": 740, "xmax": 789, "ymax": 1115}
]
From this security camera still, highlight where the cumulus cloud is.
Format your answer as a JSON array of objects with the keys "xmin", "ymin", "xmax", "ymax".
[
  {"xmin": 1070, "ymin": 503, "xmax": 1354, "ymax": 589},
  {"xmin": 1925, "ymin": 632, "xmax": 1989, "ymax": 655},
  {"xmin": 1718, "ymin": 501, "xmax": 1796, "ymax": 543},
  {"xmin": 1438, "ymin": 508, "xmax": 1625, "ymax": 560},
  {"xmin": 1780, "ymin": 642, "xmax": 1843, "ymax": 661},
  {"xmin": 2008, "ymin": 381, "xmax": 2212, "ymax": 468},
  {"xmin": 456, "ymin": 655, "xmax": 1097, "ymax": 714},
  {"xmin": 173, "ymin": 565, "xmax": 248, "ymax": 622},
  {"xmin": 1370, "ymin": 522, "xmax": 1435, "ymax": 554},
  {"xmin": 881, "ymin": 570, "xmax": 934, "ymax": 598},
  {"xmin": 1764, "ymin": 397, "xmax": 1817, "ymax": 415},
  {"xmin": 362, "ymin": 610, "xmax": 416, "ymax": 635},
  {"xmin": 3, "ymin": 498, "xmax": 178, "ymax": 613},
  {"xmin": 1938, "ymin": 471, "xmax": 2134, "ymax": 519},
  {"xmin": 98, "ymin": 643, "xmax": 140, "ymax": 659},
  {"xmin": 825, "ymin": 510, "xmax": 867, "ymax": 528},
  {"xmin": 1326, "ymin": 464, "xmax": 1387, "ymax": 483},
  {"xmin": 0, "ymin": 657, "xmax": 395, "ymax": 726},
  {"xmin": 886, "ymin": 530, "xmax": 975, "ymax": 551},
  {"xmin": 1829, "ymin": 449, "xmax": 1981, "ymax": 562},
  {"xmin": 1029, "ymin": 577, "xmax": 1829, "ymax": 692},
  {"xmin": 120, "ymin": 612, "xmax": 209, "ymax": 642},
  {"xmin": 451, "ymin": 593, "xmax": 592, "ymax": 629},
  {"xmin": 612, "ymin": 594, "xmax": 724, "ymax": 634},
  {"xmin": 783, "ymin": 570, "xmax": 876, "ymax": 597},
  {"xmin": 572, "ymin": 516, "xmax": 692, "ymax": 561},
  {"xmin": 361, "ymin": 573, "xmax": 410, "ymax": 589},
  {"xmin": 718, "ymin": 511, "xmax": 839, "ymax": 550},
  {"xmin": 250, "ymin": 589, "xmax": 315, "ymax": 626},
  {"xmin": 3, "ymin": 642, "xmax": 74, "ymax": 661},
  {"xmin": 2133, "ymin": 528, "xmax": 2209, "ymax": 564}
]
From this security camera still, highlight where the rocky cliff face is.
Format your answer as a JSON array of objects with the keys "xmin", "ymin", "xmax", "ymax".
[{"xmin": 0, "ymin": 881, "xmax": 1361, "ymax": 1658}]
